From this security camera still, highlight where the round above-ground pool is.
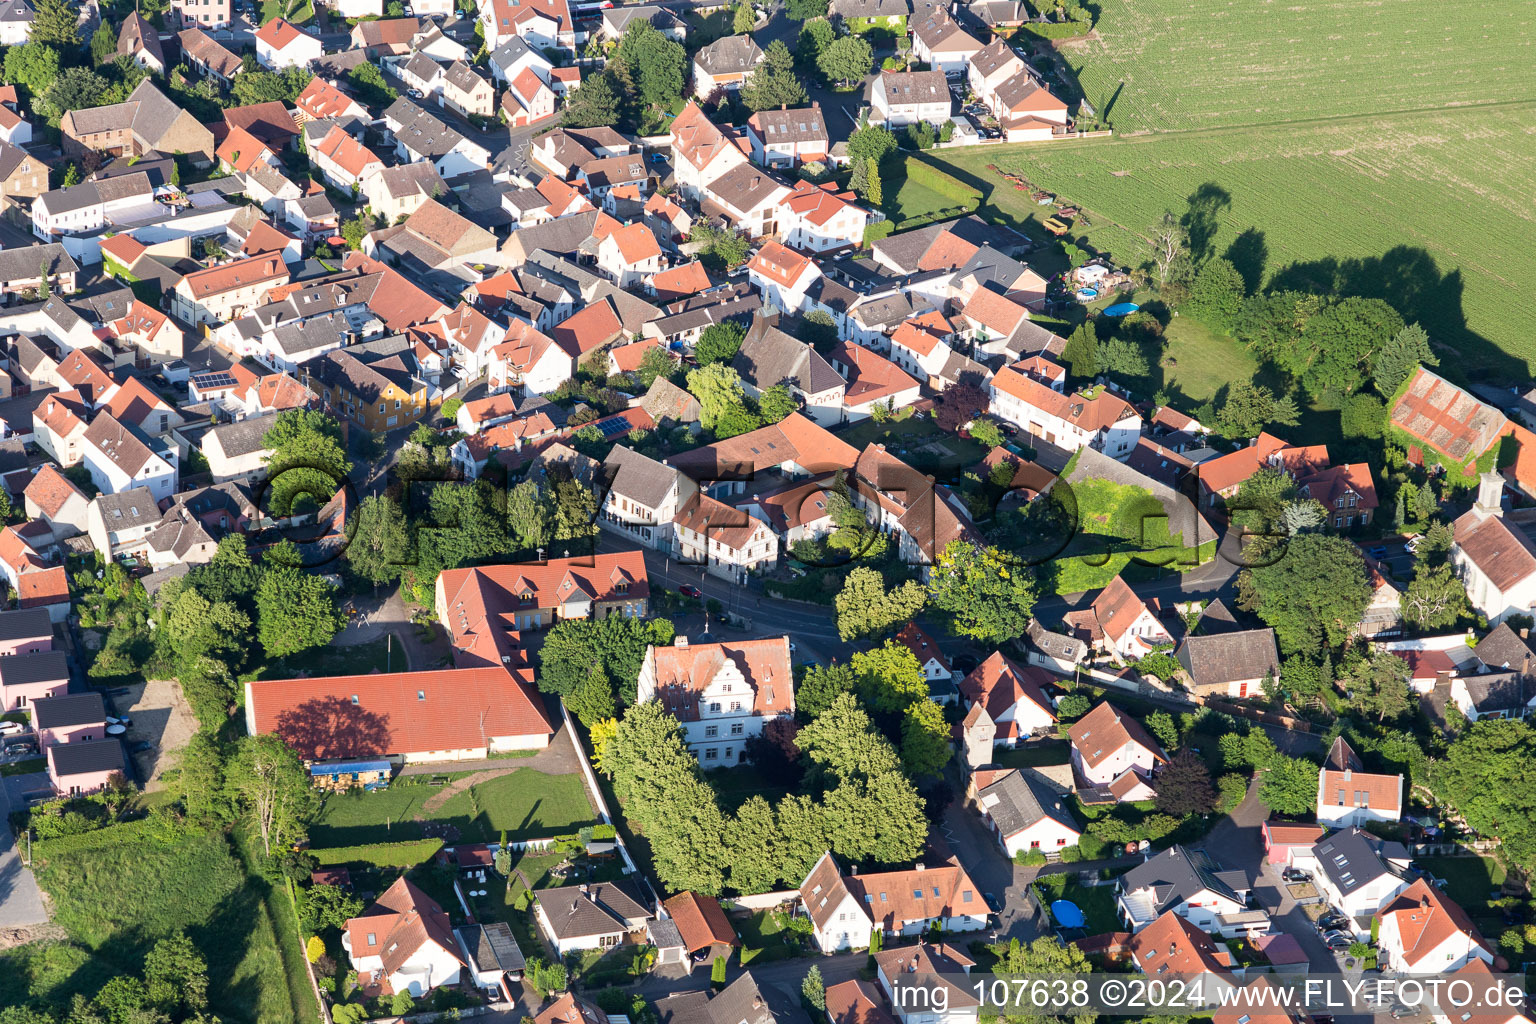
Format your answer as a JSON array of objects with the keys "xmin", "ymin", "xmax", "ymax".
[
  {"xmin": 1050, "ymin": 900, "xmax": 1086, "ymax": 929},
  {"xmin": 1102, "ymin": 302, "xmax": 1141, "ymax": 317},
  {"xmin": 1075, "ymin": 288, "xmax": 1099, "ymax": 301}
]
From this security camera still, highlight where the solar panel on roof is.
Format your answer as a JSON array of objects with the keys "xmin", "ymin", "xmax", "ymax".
[
  {"xmin": 191, "ymin": 372, "xmax": 238, "ymax": 390},
  {"xmin": 595, "ymin": 416, "xmax": 631, "ymax": 437}
]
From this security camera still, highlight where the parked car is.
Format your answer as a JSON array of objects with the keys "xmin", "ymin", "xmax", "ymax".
[
  {"xmin": 1326, "ymin": 935, "xmax": 1353, "ymax": 952},
  {"xmin": 0, "ymin": 721, "xmax": 24, "ymax": 736},
  {"xmin": 1319, "ymin": 913, "xmax": 1349, "ymax": 931},
  {"xmin": 1390, "ymin": 1006, "xmax": 1417, "ymax": 1019},
  {"xmin": 151, "ymin": 372, "xmax": 170, "ymax": 388},
  {"xmin": 984, "ymin": 892, "xmax": 1002, "ymax": 912},
  {"xmin": 678, "ymin": 583, "xmax": 702, "ymax": 599},
  {"xmin": 1282, "ymin": 867, "xmax": 1311, "ymax": 882},
  {"xmin": 1366, "ymin": 545, "xmax": 1390, "ymax": 558}
]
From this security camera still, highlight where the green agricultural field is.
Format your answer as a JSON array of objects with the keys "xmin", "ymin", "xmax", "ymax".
[
  {"xmin": 927, "ymin": 103, "xmax": 1536, "ymax": 375},
  {"xmin": 307, "ymin": 768, "xmax": 598, "ymax": 847},
  {"xmin": 32, "ymin": 829, "xmax": 302, "ymax": 1024},
  {"xmin": 1063, "ymin": 0, "xmax": 1536, "ymax": 133}
]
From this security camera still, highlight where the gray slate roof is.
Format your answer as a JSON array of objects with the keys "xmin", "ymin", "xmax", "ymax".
[
  {"xmin": 977, "ymin": 767, "xmax": 1077, "ymax": 839},
  {"xmin": 533, "ymin": 879, "xmax": 650, "ymax": 939},
  {"xmin": 50, "ymin": 738, "xmax": 127, "ymax": 776},
  {"xmin": 1474, "ymin": 623, "xmax": 1534, "ymax": 673},
  {"xmin": 733, "ymin": 317, "xmax": 843, "ymax": 396},
  {"xmin": 1175, "ymin": 628, "xmax": 1280, "ymax": 687},
  {"xmin": 1313, "ymin": 828, "xmax": 1407, "ymax": 897},
  {"xmin": 0, "ymin": 648, "xmax": 67, "ymax": 685},
  {"xmin": 602, "ymin": 445, "xmax": 680, "ymax": 510},
  {"xmin": 1118, "ymin": 844, "xmax": 1249, "ymax": 912},
  {"xmin": 32, "ymin": 692, "xmax": 106, "ymax": 729}
]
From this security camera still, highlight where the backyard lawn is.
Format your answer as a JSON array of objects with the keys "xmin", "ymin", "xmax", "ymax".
[
  {"xmin": 307, "ymin": 769, "xmax": 598, "ymax": 848},
  {"xmin": 994, "ymin": 740, "xmax": 1072, "ymax": 771},
  {"xmin": 1417, "ymin": 856, "xmax": 1508, "ymax": 933},
  {"xmin": 833, "ymin": 415, "xmax": 988, "ymax": 476},
  {"xmin": 1033, "ymin": 873, "xmax": 1121, "ymax": 936},
  {"xmin": 245, "ymin": 634, "xmax": 400, "ymax": 681},
  {"xmin": 32, "ymin": 828, "xmax": 307, "ymax": 1024},
  {"xmin": 735, "ymin": 909, "xmax": 805, "ymax": 964}
]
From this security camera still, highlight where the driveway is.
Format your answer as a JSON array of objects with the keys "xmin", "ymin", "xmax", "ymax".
[
  {"xmin": 938, "ymin": 795, "xmax": 1044, "ymax": 943},
  {"xmin": 0, "ymin": 773, "xmax": 50, "ymax": 928},
  {"xmin": 1205, "ymin": 777, "xmax": 1337, "ymax": 970}
]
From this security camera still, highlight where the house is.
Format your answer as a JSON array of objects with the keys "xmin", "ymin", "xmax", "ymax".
[
  {"xmin": 0, "ymin": 244, "xmax": 78, "ymax": 303},
  {"xmin": 1175, "ymin": 628, "xmax": 1281, "ymax": 699},
  {"xmin": 0, "ymin": 0, "xmax": 32, "ymax": 45},
  {"xmin": 0, "ymin": 648, "xmax": 68, "ymax": 711},
  {"xmin": 1453, "ymin": 472, "xmax": 1536, "ymax": 625},
  {"xmin": 31, "ymin": 692, "xmax": 107, "ymax": 748},
  {"xmin": 596, "ymin": 222, "xmax": 663, "ymax": 289},
  {"xmin": 1193, "ymin": 433, "xmax": 1329, "ymax": 508},
  {"xmin": 599, "ymin": 445, "xmax": 696, "ymax": 550},
  {"xmin": 362, "ymin": 163, "xmax": 450, "ymax": 225},
  {"xmin": 636, "ymin": 636, "xmax": 794, "ymax": 767},
  {"xmin": 255, "ymin": 17, "xmax": 323, "ymax": 69},
  {"xmin": 382, "ymin": 99, "xmax": 493, "ymax": 179},
  {"xmin": 1390, "ymin": 366, "xmax": 1506, "ymax": 468},
  {"xmin": 503, "ymin": 68, "xmax": 557, "ymax": 128},
  {"xmin": 781, "ymin": 180, "xmax": 870, "ymax": 253},
  {"xmin": 489, "ymin": 35, "xmax": 553, "ymax": 85},
  {"xmin": 656, "ymin": 972, "xmax": 812, "ymax": 1024},
  {"xmin": 244, "ymin": 666, "xmax": 554, "ymax": 763},
  {"xmin": 895, "ymin": 622, "xmax": 951, "ymax": 685},
  {"xmin": 829, "ymin": 342, "xmax": 920, "ymax": 423},
  {"xmin": 825, "ymin": 981, "xmax": 896, "ymax": 1024},
  {"xmin": 1065, "ymin": 575, "xmax": 1173, "ymax": 663},
  {"xmin": 350, "ymin": 17, "xmax": 421, "ymax": 55},
  {"xmin": 1297, "ymin": 462, "xmax": 1379, "ymax": 530},
  {"xmin": 480, "ymin": 0, "xmax": 572, "ymax": 51},
  {"xmin": 344, "ymin": 877, "xmax": 467, "ymax": 997},
  {"xmin": 532, "ymin": 880, "xmax": 651, "ymax": 956},
  {"xmin": 866, "ymin": 70, "xmax": 950, "ymax": 128},
  {"xmin": 306, "ymin": 349, "xmax": 436, "ymax": 432},
  {"xmin": 660, "ymin": 892, "xmax": 737, "ymax": 970},
  {"xmin": 0, "ymin": 88, "xmax": 31, "ymax": 148},
  {"xmin": 909, "ymin": 8, "xmax": 983, "ymax": 73},
  {"xmin": 873, "ymin": 944, "xmax": 979, "ymax": 1024},
  {"xmin": 692, "ymin": 35, "xmax": 765, "ymax": 98},
  {"xmin": 1260, "ymin": 821, "xmax": 1326, "ymax": 866},
  {"xmin": 202, "ymin": 417, "xmax": 275, "ymax": 483},
  {"xmin": 24, "ymin": 464, "xmax": 90, "ymax": 541},
  {"xmin": 18, "ymin": 564, "xmax": 70, "ymax": 622},
  {"xmin": 294, "ymin": 77, "xmax": 368, "ymax": 126},
  {"xmin": 441, "ymin": 61, "xmax": 495, "ymax": 119},
  {"xmin": 0, "ymin": 142, "xmax": 46, "ymax": 204},
  {"xmin": 1116, "ymin": 845, "xmax": 1258, "ymax": 937},
  {"xmin": 85, "ymin": 488, "xmax": 161, "ymax": 562},
  {"xmin": 1127, "ymin": 911, "xmax": 1236, "ymax": 989},
  {"xmin": 669, "ymin": 102, "xmax": 750, "ymax": 201},
  {"xmin": 601, "ymin": 4, "xmax": 685, "ymax": 41},
  {"xmin": 118, "ymin": 11, "xmax": 167, "ymax": 73},
  {"xmin": 732, "ymin": 317, "xmax": 845, "ymax": 427},
  {"xmin": 81, "ymin": 412, "xmax": 178, "ymax": 503},
  {"xmin": 1292, "ymin": 828, "xmax": 1410, "ymax": 935},
  {"xmin": 1316, "ymin": 736, "xmax": 1404, "ymax": 828},
  {"xmin": 971, "ymin": 766, "xmax": 1080, "ymax": 858},
  {"xmin": 311, "ymin": 125, "xmax": 385, "ymax": 192},
  {"xmin": 957, "ymin": 652, "xmax": 1055, "ymax": 746},
  {"xmin": 648, "ymin": 261, "xmax": 713, "ymax": 304},
  {"xmin": 368, "ymin": 199, "xmax": 499, "ymax": 273},
  {"xmin": 171, "ymin": 0, "xmax": 231, "ymax": 28},
  {"xmin": 0, "ymin": 607, "xmax": 51, "ymax": 657},
  {"xmin": 1375, "ymin": 878, "xmax": 1493, "ymax": 974},
  {"xmin": 989, "ymin": 362, "xmax": 1141, "ymax": 459},
  {"xmin": 700, "ymin": 163, "xmax": 790, "ymax": 239},
  {"xmin": 868, "ymin": 214, "xmax": 1028, "ymax": 276},
  {"xmin": 455, "ymin": 921, "xmax": 525, "ymax": 998},
  {"xmin": 747, "ymin": 242, "xmax": 823, "ymax": 315},
  {"xmin": 1024, "ymin": 618, "xmax": 1089, "ymax": 675},
  {"xmin": 433, "ymin": 552, "xmax": 648, "ymax": 638},
  {"xmin": 486, "ymin": 320, "xmax": 572, "ymax": 397},
  {"xmin": 32, "ymin": 172, "xmax": 155, "ymax": 241},
  {"xmin": 745, "ymin": 106, "xmax": 831, "ymax": 167},
  {"xmin": 1067, "ymin": 700, "xmax": 1167, "ymax": 801},
  {"xmin": 798, "ymin": 851, "xmax": 986, "ymax": 953},
  {"xmin": 1450, "ymin": 665, "xmax": 1534, "ymax": 722},
  {"xmin": 47, "ymin": 739, "xmax": 127, "ymax": 796},
  {"xmin": 171, "ymin": 257, "xmax": 291, "ymax": 327},
  {"xmin": 60, "ymin": 80, "xmax": 215, "ymax": 165},
  {"xmin": 672, "ymin": 492, "xmax": 780, "ymax": 581}
]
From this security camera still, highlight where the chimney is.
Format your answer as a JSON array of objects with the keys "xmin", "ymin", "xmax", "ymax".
[{"xmin": 676, "ymin": 635, "xmax": 689, "ymax": 648}]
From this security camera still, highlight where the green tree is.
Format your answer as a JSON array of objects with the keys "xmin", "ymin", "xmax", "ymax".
[
  {"xmin": 1238, "ymin": 533, "xmax": 1370, "ymax": 654},
  {"xmin": 39, "ymin": 66, "xmax": 111, "ymax": 124},
  {"xmin": 166, "ymin": 586, "xmax": 250, "ymax": 670},
  {"xmin": 301, "ymin": 883, "xmax": 364, "ymax": 932},
  {"xmin": 797, "ymin": 661, "xmax": 855, "ymax": 720},
  {"xmin": 4, "ymin": 43, "xmax": 62, "ymax": 102},
  {"xmin": 1181, "ymin": 257, "xmax": 1247, "ymax": 332},
  {"xmin": 348, "ymin": 61, "xmax": 399, "ymax": 105},
  {"xmin": 613, "ymin": 21, "xmax": 687, "ymax": 110},
  {"xmin": 1154, "ymin": 749, "xmax": 1215, "ymax": 815},
  {"xmin": 742, "ymin": 39, "xmax": 807, "ymax": 111},
  {"xmin": 1143, "ymin": 710, "xmax": 1180, "ymax": 751},
  {"xmin": 863, "ymin": 157, "xmax": 883, "ymax": 206},
  {"xmin": 143, "ymin": 931, "xmax": 209, "ymax": 1016},
  {"xmin": 29, "ymin": 0, "xmax": 80, "ymax": 47},
  {"xmin": 90, "ymin": 22, "xmax": 117, "ymax": 65},
  {"xmin": 695, "ymin": 319, "xmax": 747, "ymax": 366},
  {"xmin": 562, "ymin": 70, "xmax": 623, "ymax": 127},
  {"xmin": 566, "ymin": 668, "xmax": 618, "ymax": 728},
  {"xmin": 262, "ymin": 408, "xmax": 352, "ymax": 515},
  {"xmin": 1228, "ymin": 466, "xmax": 1296, "ymax": 534},
  {"xmin": 1097, "ymin": 335, "xmax": 1148, "ymax": 378},
  {"xmin": 822, "ymin": 770, "xmax": 927, "ymax": 863},
  {"xmin": 256, "ymin": 566, "xmax": 345, "ymax": 658},
  {"xmin": 1343, "ymin": 651, "xmax": 1413, "ymax": 723},
  {"xmin": 850, "ymin": 641, "xmax": 928, "ymax": 713},
  {"xmin": 635, "ymin": 346, "xmax": 677, "ymax": 389},
  {"xmin": 733, "ymin": 0, "xmax": 756, "ymax": 32},
  {"xmin": 61, "ymin": 162, "xmax": 81, "ymax": 187},
  {"xmin": 506, "ymin": 480, "xmax": 555, "ymax": 554},
  {"xmin": 1431, "ymin": 719, "xmax": 1536, "ymax": 873},
  {"xmin": 757, "ymin": 384, "xmax": 798, "ymax": 424},
  {"xmin": 723, "ymin": 795, "xmax": 782, "ymax": 894},
  {"xmin": 1371, "ymin": 322, "xmax": 1435, "ymax": 396},
  {"xmin": 232, "ymin": 66, "xmax": 314, "ymax": 105},
  {"xmin": 1061, "ymin": 320, "xmax": 1098, "ymax": 379},
  {"xmin": 345, "ymin": 494, "xmax": 411, "ymax": 585},
  {"xmin": 802, "ymin": 965, "xmax": 826, "ymax": 1011},
  {"xmin": 797, "ymin": 693, "xmax": 902, "ymax": 782},
  {"xmin": 1340, "ymin": 392, "xmax": 1385, "ymax": 439},
  {"xmin": 833, "ymin": 566, "xmax": 926, "ymax": 641},
  {"xmin": 1297, "ymin": 297, "xmax": 1406, "ymax": 397},
  {"xmin": 176, "ymin": 732, "xmax": 230, "ymax": 822},
  {"xmin": 1216, "ymin": 380, "xmax": 1299, "ymax": 438},
  {"xmin": 688, "ymin": 362, "xmax": 748, "ymax": 432},
  {"xmin": 775, "ymin": 792, "xmax": 829, "ymax": 883},
  {"xmin": 93, "ymin": 976, "xmax": 150, "ymax": 1024},
  {"xmin": 537, "ymin": 614, "xmax": 675, "ymax": 705},
  {"xmin": 818, "ymin": 34, "xmax": 873, "ymax": 86},
  {"xmin": 847, "ymin": 123, "xmax": 898, "ymax": 166},
  {"xmin": 1258, "ymin": 755, "xmax": 1319, "ymax": 816},
  {"xmin": 1400, "ymin": 560, "xmax": 1469, "ymax": 631},
  {"xmin": 900, "ymin": 698, "xmax": 951, "ymax": 776},
  {"xmin": 927, "ymin": 541, "xmax": 1036, "ymax": 643},
  {"xmin": 990, "ymin": 936, "xmax": 1098, "ymax": 1024},
  {"xmin": 339, "ymin": 209, "xmax": 372, "ymax": 251},
  {"xmin": 796, "ymin": 17, "xmax": 835, "ymax": 71}
]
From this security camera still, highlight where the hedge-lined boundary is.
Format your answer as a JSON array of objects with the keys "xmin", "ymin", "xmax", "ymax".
[
  {"xmin": 311, "ymin": 838, "xmax": 444, "ymax": 867},
  {"xmin": 33, "ymin": 817, "xmax": 194, "ymax": 858},
  {"xmin": 1020, "ymin": 20, "xmax": 1093, "ymax": 39}
]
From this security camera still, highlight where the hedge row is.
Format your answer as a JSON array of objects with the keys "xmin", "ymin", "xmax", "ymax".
[
  {"xmin": 33, "ymin": 815, "xmax": 195, "ymax": 857},
  {"xmin": 863, "ymin": 220, "xmax": 896, "ymax": 245},
  {"xmin": 905, "ymin": 160, "xmax": 982, "ymax": 208},
  {"xmin": 311, "ymin": 838, "xmax": 444, "ymax": 867},
  {"xmin": 1019, "ymin": 20, "xmax": 1093, "ymax": 39}
]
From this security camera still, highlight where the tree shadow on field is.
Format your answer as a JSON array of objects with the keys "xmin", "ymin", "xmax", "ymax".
[
  {"xmin": 1267, "ymin": 244, "xmax": 1519, "ymax": 381},
  {"xmin": 1182, "ymin": 183, "xmax": 1231, "ymax": 264},
  {"xmin": 1224, "ymin": 227, "xmax": 1268, "ymax": 295}
]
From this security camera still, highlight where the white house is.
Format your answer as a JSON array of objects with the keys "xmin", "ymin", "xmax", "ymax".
[
  {"xmin": 600, "ymin": 445, "xmax": 695, "ymax": 550},
  {"xmin": 1375, "ymin": 878, "xmax": 1494, "ymax": 974},
  {"xmin": 874, "ymin": 944, "xmax": 980, "ymax": 1024},
  {"xmin": 1066, "ymin": 700, "xmax": 1166, "ymax": 801},
  {"xmin": 910, "ymin": 8, "xmax": 983, "ymax": 73},
  {"xmin": 80, "ymin": 412, "xmax": 178, "ymax": 503},
  {"xmin": 1116, "ymin": 845, "xmax": 1258, "ymax": 937},
  {"xmin": 1069, "ymin": 575, "xmax": 1174, "ymax": 663},
  {"xmin": 1290, "ymin": 828, "xmax": 1411, "ymax": 937},
  {"xmin": 635, "ymin": 636, "xmax": 793, "ymax": 768},
  {"xmin": 972, "ymin": 767, "xmax": 1081, "ymax": 859},
  {"xmin": 745, "ymin": 106, "xmax": 831, "ymax": 167},
  {"xmin": 310, "ymin": 124, "xmax": 385, "ymax": 192},
  {"xmin": 487, "ymin": 320, "xmax": 573, "ymax": 397},
  {"xmin": 1452, "ymin": 473, "xmax": 1536, "ymax": 626},
  {"xmin": 532, "ymin": 881, "xmax": 651, "ymax": 956},
  {"xmin": 866, "ymin": 69, "xmax": 951, "ymax": 128},
  {"xmin": 747, "ymin": 240, "xmax": 822, "ymax": 314},
  {"xmin": 691, "ymin": 35, "xmax": 764, "ymax": 98},
  {"xmin": 255, "ymin": 17, "xmax": 322, "ymax": 70},
  {"xmin": 780, "ymin": 179, "xmax": 870, "ymax": 253},
  {"xmin": 595, "ymin": 222, "xmax": 663, "ymax": 290},
  {"xmin": 800, "ymin": 851, "xmax": 986, "ymax": 954},
  {"xmin": 343, "ymin": 877, "xmax": 466, "ymax": 997},
  {"xmin": 1315, "ymin": 737, "xmax": 1403, "ymax": 829},
  {"xmin": 670, "ymin": 102, "xmax": 750, "ymax": 202},
  {"xmin": 957, "ymin": 651, "xmax": 1055, "ymax": 746},
  {"xmin": 989, "ymin": 361, "xmax": 1142, "ymax": 459}
]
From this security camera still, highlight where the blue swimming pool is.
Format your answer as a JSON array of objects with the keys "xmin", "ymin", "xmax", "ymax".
[
  {"xmin": 1050, "ymin": 900, "xmax": 1086, "ymax": 929},
  {"xmin": 1075, "ymin": 288, "xmax": 1099, "ymax": 301},
  {"xmin": 1102, "ymin": 302, "xmax": 1141, "ymax": 317}
]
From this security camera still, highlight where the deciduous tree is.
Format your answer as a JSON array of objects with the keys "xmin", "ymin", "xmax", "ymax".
[
  {"xmin": 1400, "ymin": 560, "xmax": 1469, "ymax": 631},
  {"xmin": 229, "ymin": 734, "xmax": 316, "ymax": 858},
  {"xmin": 256, "ymin": 566, "xmax": 345, "ymax": 658},
  {"xmin": 926, "ymin": 541, "xmax": 1036, "ymax": 643},
  {"xmin": 833, "ymin": 567, "xmax": 926, "ymax": 641},
  {"xmin": 818, "ymin": 35, "xmax": 873, "ymax": 87},
  {"xmin": 1154, "ymin": 749, "xmax": 1216, "ymax": 815},
  {"xmin": 900, "ymin": 699, "xmax": 951, "ymax": 776},
  {"xmin": 1238, "ymin": 533, "xmax": 1370, "ymax": 654},
  {"xmin": 1258, "ymin": 755, "xmax": 1319, "ymax": 816}
]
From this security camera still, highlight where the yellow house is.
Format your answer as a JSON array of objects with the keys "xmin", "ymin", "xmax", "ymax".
[{"xmin": 306, "ymin": 348, "xmax": 437, "ymax": 431}]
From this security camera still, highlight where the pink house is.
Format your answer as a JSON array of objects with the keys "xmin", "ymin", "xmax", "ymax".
[
  {"xmin": 0, "ymin": 649, "xmax": 69, "ymax": 712},
  {"xmin": 0, "ymin": 606, "xmax": 53, "ymax": 657},
  {"xmin": 33, "ymin": 692, "xmax": 108, "ymax": 748},
  {"xmin": 1260, "ymin": 820, "xmax": 1325, "ymax": 865},
  {"xmin": 47, "ymin": 739, "xmax": 127, "ymax": 796}
]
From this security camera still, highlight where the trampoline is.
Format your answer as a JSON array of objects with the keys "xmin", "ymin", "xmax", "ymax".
[
  {"xmin": 1102, "ymin": 302, "xmax": 1141, "ymax": 317},
  {"xmin": 1050, "ymin": 900, "xmax": 1086, "ymax": 929}
]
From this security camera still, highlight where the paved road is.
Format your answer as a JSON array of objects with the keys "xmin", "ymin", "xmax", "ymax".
[{"xmin": 0, "ymin": 773, "xmax": 50, "ymax": 928}]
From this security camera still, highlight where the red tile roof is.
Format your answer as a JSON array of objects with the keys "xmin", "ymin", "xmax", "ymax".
[
  {"xmin": 1128, "ymin": 910, "xmax": 1231, "ymax": 975},
  {"xmin": 553, "ymin": 301, "xmax": 624, "ymax": 358},
  {"xmin": 1390, "ymin": 366, "xmax": 1506, "ymax": 463},
  {"xmin": 345, "ymin": 877, "xmax": 466, "ymax": 982},
  {"xmin": 1319, "ymin": 767, "xmax": 1402, "ymax": 814},
  {"xmin": 1067, "ymin": 701, "xmax": 1167, "ymax": 771},
  {"xmin": 24, "ymin": 465, "xmax": 85, "ymax": 519},
  {"xmin": 245, "ymin": 666, "xmax": 553, "ymax": 759},
  {"xmin": 647, "ymin": 637, "xmax": 793, "ymax": 721},
  {"xmin": 991, "ymin": 364, "xmax": 1137, "ymax": 433},
  {"xmin": 18, "ymin": 566, "xmax": 69, "ymax": 608},
  {"xmin": 829, "ymin": 341, "xmax": 918, "ymax": 408},
  {"xmin": 607, "ymin": 222, "xmax": 661, "ymax": 265},
  {"xmin": 314, "ymin": 125, "xmax": 382, "ymax": 179},
  {"xmin": 959, "ymin": 652, "xmax": 1054, "ymax": 737},
  {"xmin": 256, "ymin": 16, "xmax": 306, "ymax": 50},
  {"xmin": 649, "ymin": 260, "xmax": 711, "ymax": 302},
  {"xmin": 748, "ymin": 240, "xmax": 813, "ymax": 289},
  {"xmin": 295, "ymin": 77, "xmax": 362, "ymax": 120},
  {"xmin": 1453, "ymin": 508, "xmax": 1536, "ymax": 593},
  {"xmin": 662, "ymin": 892, "xmax": 736, "ymax": 953},
  {"xmin": 1377, "ymin": 877, "xmax": 1489, "ymax": 969}
]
